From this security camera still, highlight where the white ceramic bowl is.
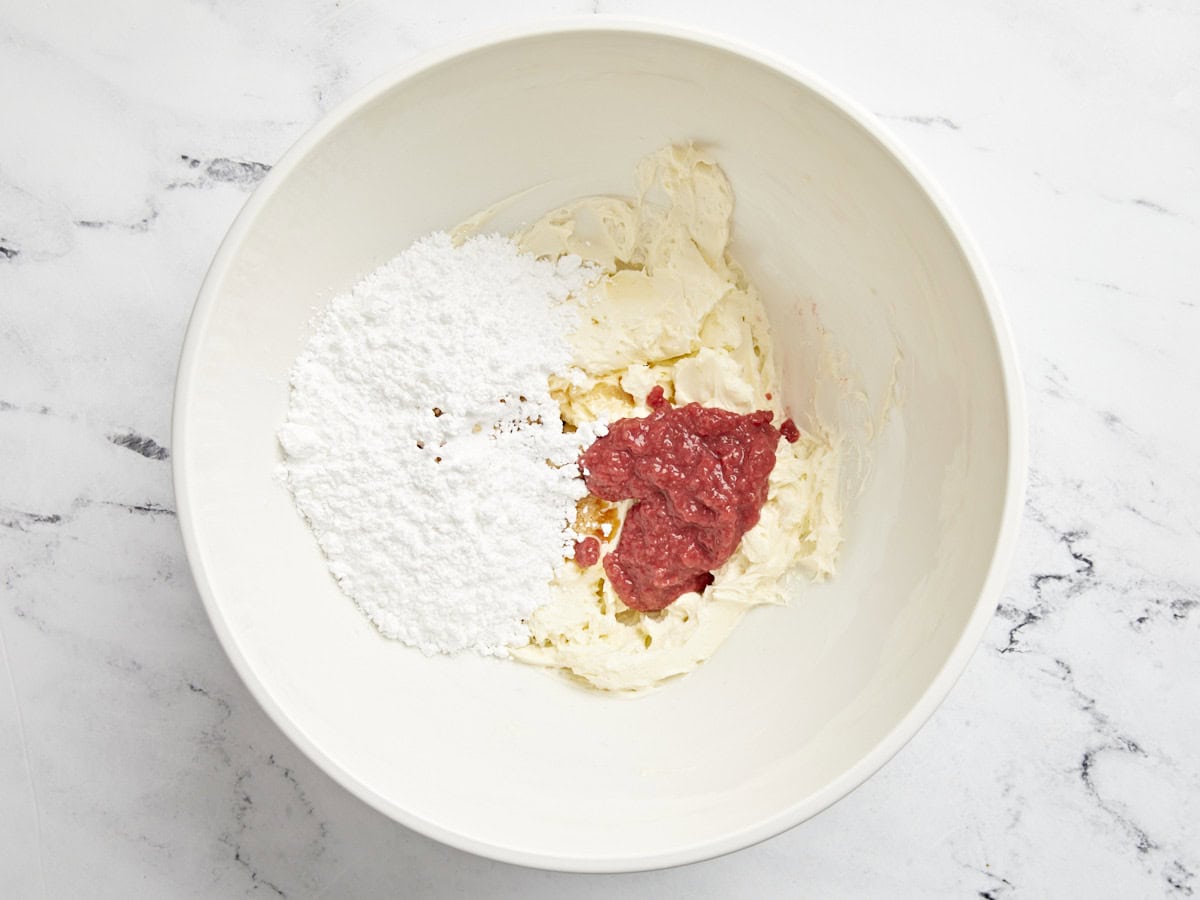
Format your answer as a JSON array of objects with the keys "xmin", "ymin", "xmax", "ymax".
[{"xmin": 173, "ymin": 20, "xmax": 1025, "ymax": 872}]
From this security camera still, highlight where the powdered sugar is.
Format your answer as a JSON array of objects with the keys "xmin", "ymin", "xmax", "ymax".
[{"xmin": 278, "ymin": 232, "xmax": 600, "ymax": 656}]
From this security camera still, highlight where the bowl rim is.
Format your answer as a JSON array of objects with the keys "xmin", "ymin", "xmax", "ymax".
[{"xmin": 172, "ymin": 15, "xmax": 1028, "ymax": 874}]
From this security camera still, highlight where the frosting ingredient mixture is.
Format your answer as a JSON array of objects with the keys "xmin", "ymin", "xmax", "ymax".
[{"xmin": 280, "ymin": 144, "xmax": 843, "ymax": 692}]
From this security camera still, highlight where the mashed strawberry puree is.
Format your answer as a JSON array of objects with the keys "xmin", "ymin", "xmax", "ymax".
[{"xmin": 580, "ymin": 387, "xmax": 799, "ymax": 611}]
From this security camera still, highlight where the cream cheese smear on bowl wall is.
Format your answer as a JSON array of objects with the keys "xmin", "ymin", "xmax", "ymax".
[{"xmin": 277, "ymin": 145, "xmax": 848, "ymax": 694}]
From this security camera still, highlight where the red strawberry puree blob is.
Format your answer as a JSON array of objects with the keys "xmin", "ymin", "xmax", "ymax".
[
  {"xmin": 579, "ymin": 387, "xmax": 799, "ymax": 612},
  {"xmin": 573, "ymin": 537, "xmax": 601, "ymax": 567}
]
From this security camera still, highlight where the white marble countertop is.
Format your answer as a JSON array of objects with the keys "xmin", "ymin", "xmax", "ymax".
[{"xmin": 2, "ymin": 1, "xmax": 1197, "ymax": 896}]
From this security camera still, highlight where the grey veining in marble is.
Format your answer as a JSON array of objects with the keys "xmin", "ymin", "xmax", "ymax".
[{"xmin": 2, "ymin": 1, "xmax": 1197, "ymax": 896}]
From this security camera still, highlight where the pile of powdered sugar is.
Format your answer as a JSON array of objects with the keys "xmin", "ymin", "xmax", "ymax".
[{"xmin": 278, "ymin": 232, "xmax": 602, "ymax": 656}]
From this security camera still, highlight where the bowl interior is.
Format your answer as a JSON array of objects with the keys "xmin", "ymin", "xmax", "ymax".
[{"xmin": 175, "ymin": 26, "xmax": 1017, "ymax": 870}]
